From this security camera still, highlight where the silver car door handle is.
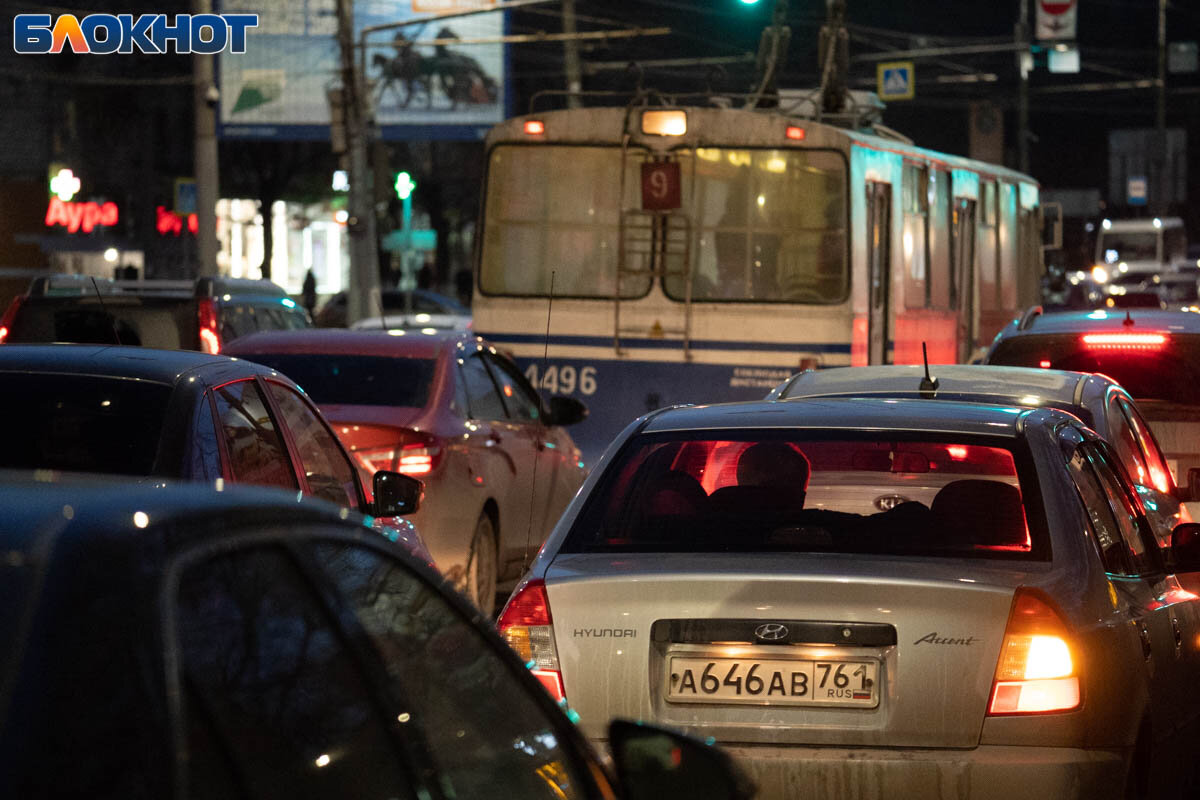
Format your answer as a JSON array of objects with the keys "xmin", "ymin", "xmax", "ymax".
[
  {"xmin": 1139, "ymin": 622, "xmax": 1152, "ymax": 661},
  {"xmin": 1172, "ymin": 617, "xmax": 1183, "ymax": 653}
]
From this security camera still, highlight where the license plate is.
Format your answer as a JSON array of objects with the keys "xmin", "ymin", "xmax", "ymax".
[{"xmin": 666, "ymin": 656, "xmax": 879, "ymax": 708}]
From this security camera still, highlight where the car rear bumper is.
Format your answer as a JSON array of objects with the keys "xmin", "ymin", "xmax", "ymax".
[{"xmin": 718, "ymin": 742, "xmax": 1126, "ymax": 800}]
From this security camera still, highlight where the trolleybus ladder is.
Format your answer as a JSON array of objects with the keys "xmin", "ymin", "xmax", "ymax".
[{"xmin": 614, "ymin": 145, "xmax": 695, "ymax": 360}]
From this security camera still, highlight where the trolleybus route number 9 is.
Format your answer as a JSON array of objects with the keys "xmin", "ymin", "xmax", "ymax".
[{"xmin": 524, "ymin": 364, "xmax": 597, "ymax": 396}]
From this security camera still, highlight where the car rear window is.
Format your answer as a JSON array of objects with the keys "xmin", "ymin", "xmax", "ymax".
[
  {"xmin": 0, "ymin": 374, "xmax": 173, "ymax": 475},
  {"xmin": 238, "ymin": 353, "xmax": 436, "ymax": 408},
  {"xmin": 8, "ymin": 297, "xmax": 197, "ymax": 350},
  {"xmin": 562, "ymin": 432, "xmax": 1046, "ymax": 559},
  {"xmin": 989, "ymin": 332, "xmax": 1200, "ymax": 405}
]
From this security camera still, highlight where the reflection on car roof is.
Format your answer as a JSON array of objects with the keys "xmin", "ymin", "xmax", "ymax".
[
  {"xmin": 644, "ymin": 397, "xmax": 1035, "ymax": 437},
  {"xmin": 1007, "ymin": 309, "xmax": 1200, "ymax": 336},
  {"xmin": 0, "ymin": 343, "xmax": 274, "ymax": 385},
  {"xmin": 777, "ymin": 364, "xmax": 1089, "ymax": 407}
]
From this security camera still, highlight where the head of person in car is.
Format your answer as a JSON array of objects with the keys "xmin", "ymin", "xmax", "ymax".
[{"xmin": 729, "ymin": 441, "xmax": 812, "ymax": 513}]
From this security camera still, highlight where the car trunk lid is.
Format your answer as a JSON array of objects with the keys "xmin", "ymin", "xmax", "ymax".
[{"xmin": 546, "ymin": 553, "xmax": 1027, "ymax": 749}]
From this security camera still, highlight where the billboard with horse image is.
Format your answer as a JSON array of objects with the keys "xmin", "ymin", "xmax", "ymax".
[{"xmin": 217, "ymin": 0, "xmax": 505, "ymax": 140}]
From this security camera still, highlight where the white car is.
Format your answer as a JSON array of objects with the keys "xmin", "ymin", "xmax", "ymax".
[{"xmin": 500, "ymin": 395, "xmax": 1200, "ymax": 800}]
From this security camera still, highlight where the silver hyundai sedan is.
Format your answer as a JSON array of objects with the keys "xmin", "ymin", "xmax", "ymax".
[{"xmin": 499, "ymin": 397, "xmax": 1200, "ymax": 800}]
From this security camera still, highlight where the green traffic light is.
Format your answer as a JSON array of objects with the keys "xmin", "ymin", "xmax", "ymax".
[
  {"xmin": 739, "ymin": 0, "xmax": 761, "ymax": 4},
  {"xmin": 394, "ymin": 171, "xmax": 416, "ymax": 200}
]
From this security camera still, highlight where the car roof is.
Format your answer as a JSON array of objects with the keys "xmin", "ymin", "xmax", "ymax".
[
  {"xmin": 774, "ymin": 364, "xmax": 1092, "ymax": 407},
  {"xmin": 0, "ymin": 343, "xmax": 279, "ymax": 386},
  {"xmin": 643, "ymin": 396, "xmax": 1051, "ymax": 438},
  {"xmin": 0, "ymin": 473, "xmax": 359, "ymax": 559},
  {"xmin": 223, "ymin": 328, "xmax": 477, "ymax": 359},
  {"xmin": 1103, "ymin": 217, "xmax": 1184, "ymax": 232},
  {"xmin": 1007, "ymin": 308, "xmax": 1200, "ymax": 337}
]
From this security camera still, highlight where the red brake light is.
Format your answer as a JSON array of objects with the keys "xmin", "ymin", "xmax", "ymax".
[
  {"xmin": 988, "ymin": 589, "xmax": 1080, "ymax": 715},
  {"xmin": 498, "ymin": 579, "xmax": 565, "ymax": 702},
  {"xmin": 500, "ymin": 578, "xmax": 553, "ymax": 627},
  {"xmin": 354, "ymin": 431, "xmax": 442, "ymax": 476},
  {"xmin": 524, "ymin": 119, "xmax": 545, "ymax": 135},
  {"xmin": 197, "ymin": 297, "xmax": 221, "ymax": 354},
  {"xmin": 0, "ymin": 295, "xmax": 26, "ymax": 344},
  {"xmin": 785, "ymin": 125, "xmax": 806, "ymax": 140},
  {"xmin": 1081, "ymin": 333, "xmax": 1166, "ymax": 350}
]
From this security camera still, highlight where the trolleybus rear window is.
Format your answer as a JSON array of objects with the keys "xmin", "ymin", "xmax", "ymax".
[{"xmin": 480, "ymin": 145, "xmax": 848, "ymax": 304}]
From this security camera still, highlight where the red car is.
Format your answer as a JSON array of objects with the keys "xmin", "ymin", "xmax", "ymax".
[{"xmin": 225, "ymin": 329, "xmax": 589, "ymax": 614}]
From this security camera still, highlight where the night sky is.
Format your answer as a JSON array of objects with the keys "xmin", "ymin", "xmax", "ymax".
[{"xmin": 507, "ymin": 0, "xmax": 1198, "ymax": 206}]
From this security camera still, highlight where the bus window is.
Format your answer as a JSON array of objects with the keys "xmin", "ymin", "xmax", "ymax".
[
  {"xmin": 479, "ymin": 145, "xmax": 652, "ymax": 299},
  {"xmin": 902, "ymin": 163, "xmax": 929, "ymax": 309},
  {"xmin": 665, "ymin": 148, "xmax": 848, "ymax": 304},
  {"xmin": 928, "ymin": 169, "xmax": 952, "ymax": 309}
]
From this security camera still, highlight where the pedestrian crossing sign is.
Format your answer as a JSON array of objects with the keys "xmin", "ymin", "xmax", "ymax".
[{"xmin": 877, "ymin": 61, "xmax": 915, "ymax": 101}]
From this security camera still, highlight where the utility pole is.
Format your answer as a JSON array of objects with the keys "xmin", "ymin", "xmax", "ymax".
[
  {"xmin": 1156, "ymin": 0, "xmax": 1167, "ymax": 130},
  {"xmin": 193, "ymin": 0, "xmax": 218, "ymax": 277},
  {"xmin": 562, "ymin": 0, "xmax": 583, "ymax": 108},
  {"xmin": 817, "ymin": 0, "xmax": 846, "ymax": 115},
  {"xmin": 1015, "ymin": 0, "xmax": 1031, "ymax": 174},
  {"xmin": 337, "ymin": 0, "xmax": 381, "ymax": 326},
  {"xmin": 748, "ymin": 0, "xmax": 791, "ymax": 108}
]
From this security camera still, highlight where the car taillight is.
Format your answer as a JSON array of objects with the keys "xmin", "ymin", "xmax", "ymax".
[
  {"xmin": 0, "ymin": 294, "xmax": 25, "ymax": 344},
  {"xmin": 197, "ymin": 297, "xmax": 221, "ymax": 354},
  {"xmin": 398, "ymin": 438, "xmax": 441, "ymax": 475},
  {"xmin": 498, "ymin": 578, "xmax": 565, "ymax": 702},
  {"xmin": 1081, "ymin": 332, "xmax": 1167, "ymax": 350},
  {"xmin": 356, "ymin": 431, "xmax": 442, "ymax": 476},
  {"xmin": 988, "ymin": 589, "xmax": 1080, "ymax": 715}
]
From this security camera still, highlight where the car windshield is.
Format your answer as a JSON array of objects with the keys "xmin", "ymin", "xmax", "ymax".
[
  {"xmin": 988, "ymin": 333, "xmax": 1200, "ymax": 405},
  {"xmin": 563, "ymin": 432, "xmax": 1043, "ymax": 558},
  {"xmin": 240, "ymin": 353, "xmax": 436, "ymax": 407},
  {"xmin": 7, "ymin": 298, "xmax": 197, "ymax": 349},
  {"xmin": 0, "ymin": 374, "xmax": 172, "ymax": 474}
]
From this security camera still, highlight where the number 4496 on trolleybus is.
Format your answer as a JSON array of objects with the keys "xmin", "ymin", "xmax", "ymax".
[{"xmin": 472, "ymin": 96, "xmax": 1052, "ymax": 462}]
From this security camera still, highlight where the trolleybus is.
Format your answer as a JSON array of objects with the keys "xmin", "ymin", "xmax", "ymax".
[{"xmin": 473, "ymin": 98, "xmax": 1047, "ymax": 460}]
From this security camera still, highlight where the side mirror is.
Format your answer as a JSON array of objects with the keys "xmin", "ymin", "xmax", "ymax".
[
  {"xmin": 546, "ymin": 395, "xmax": 588, "ymax": 427},
  {"xmin": 1170, "ymin": 523, "xmax": 1200, "ymax": 573},
  {"xmin": 607, "ymin": 719, "xmax": 755, "ymax": 800},
  {"xmin": 371, "ymin": 470, "xmax": 421, "ymax": 516}
]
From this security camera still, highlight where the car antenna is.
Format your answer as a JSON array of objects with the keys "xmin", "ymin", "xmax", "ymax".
[
  {"xmin": 90, "ymin": 277, "xmax": 123, "ymax": 346},
  {"xmin": 377, "ymin": 286, "xmax": 388, "ymax": 332},
  {"xmin": 523, "ymin": 269, "xmax": 555, "ymax": 571},
  {"xmin": 919, "ymin": 341, "xmax": 938, "ymax": 398},
  {"xmin": 1123, "ymin": 310, "xmax": 1135, "ymax": 327}
]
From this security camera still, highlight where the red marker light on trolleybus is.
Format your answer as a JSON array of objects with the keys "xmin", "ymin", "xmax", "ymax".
[
  {"xmin": 1038, "ymin": 360, "xmax": 1052, "ymax": 369},
  {"xmin": 785, "ymin": 125, "xmax": 806, "ymax": 140},
  {"xmin": 1081, "ymin": 333, "xmax": 1167, "ymax": 350},
  {"xmin": 523, "ymin": 120, "xmax": 545, "ymax": 135}
]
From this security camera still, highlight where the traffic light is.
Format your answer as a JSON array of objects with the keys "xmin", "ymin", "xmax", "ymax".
[
  {"xmin": 739, "ymin": 0, "xmax": 761, "ymax": 4},
  {"xmin": 394, "ymin": 171, "xmax": 416, "ymax": 201}
]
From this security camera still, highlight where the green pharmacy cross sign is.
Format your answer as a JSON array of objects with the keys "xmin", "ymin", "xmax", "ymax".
[{"xmin": 394, "ymin": 171, "xmax": 416, "ymax": 201}]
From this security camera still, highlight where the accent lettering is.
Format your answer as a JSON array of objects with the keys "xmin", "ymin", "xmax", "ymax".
[{"xmin": 913, "ymin": 631, "xmax": 978, "ymax": 646}]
